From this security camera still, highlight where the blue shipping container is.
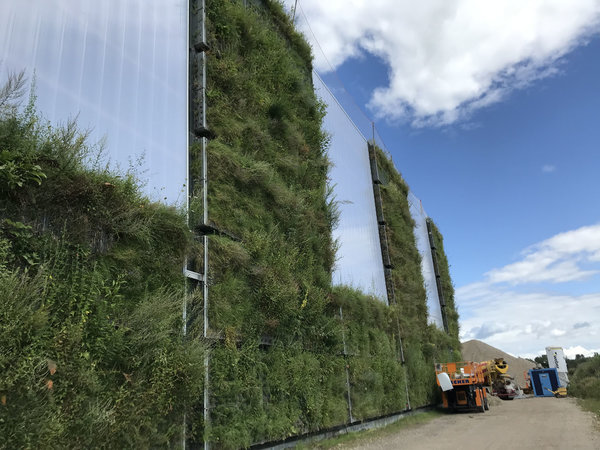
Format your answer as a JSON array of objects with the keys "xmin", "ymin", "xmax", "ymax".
[{"xmin": 529, "ymin": 368, "xmax": 561, "ymax": 397}]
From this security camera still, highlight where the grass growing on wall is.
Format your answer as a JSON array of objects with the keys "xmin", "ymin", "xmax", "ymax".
[
  {"xmin": 332, "ymin": 287, "xmax": 408, "ymax": 419},
  {"xmin": 374, "ymin": 147, "xmax": 461, "ymax": 407},
  {"xmin": 187, "ymin": 0, "xmax": 462, "ymax": 446},
  {"xmin": 198, "ymin": 0, "xmax": 335, "ymax": 343},
  {"xmin": 428, "ymin": 220, "xmax": 461, "ymax": 347},
  {"xmin": 187, "ymin": 0, "xmax": 343, "ymax": 446},
  {"xmin": 1, "ymin": 1, "xmax": 461, "ymax": 447},
  {"xmin": 0, "ymin": 87, "xmax": 205, "ymax": 447}
]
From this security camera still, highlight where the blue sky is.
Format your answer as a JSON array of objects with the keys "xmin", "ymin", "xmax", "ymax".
[{"xmin": 288, "ymin": 0, "xmax": 600, "ymax": 359}]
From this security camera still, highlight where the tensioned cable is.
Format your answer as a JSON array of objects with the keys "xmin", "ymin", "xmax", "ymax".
[
  {"xmin": 300, "ymin": 6, "xmax": 425, "ymax": 213},
  {"xmin": 313, "ymin": 70, "xmax": 367, "ymax": 142},
  {"xmin": 295, "ymin": 5, "xmax": 364, "ymax": 139}
]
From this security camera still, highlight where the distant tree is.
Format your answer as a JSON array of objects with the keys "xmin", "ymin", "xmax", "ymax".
[
  {"xmin": 534, "ymin": 354, "xmax": 548, "ymax": 368},
  {"xmin": 567, "ymin": 354, "xmax": 592, "ymax": 373},
  {"xmin": 569, "ymin": 355, "xmax": 600, "ymax": 400}
]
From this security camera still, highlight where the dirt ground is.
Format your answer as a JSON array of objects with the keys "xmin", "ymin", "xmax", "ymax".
[{"xmin": 339, "ymin": 397, "xmax": 600, "ymax": 450}]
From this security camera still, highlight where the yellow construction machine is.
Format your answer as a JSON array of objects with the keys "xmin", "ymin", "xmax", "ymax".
[{"xmin": 478, "ymin": 358, "xmax": 517, "ymax": 400}]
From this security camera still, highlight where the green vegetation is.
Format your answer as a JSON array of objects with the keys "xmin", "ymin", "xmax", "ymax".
[
  {"xmin": 1, "ymin": 0, "xmax": 459, "ymax": 447},
  {"xmin": 534, "ymin": 354, "xmax": 549, "ymax": 368},
  {"xmin": 374, "ymin": 148, "xmax": 461, "ymax": 407},
  {"xmin": 569, "ymin": 354, "xmax": 600, "ymax": 418},
  {"xmin": 567, "ymin": 353, "xmax": 594, "ymax": 374},
  {"xmin": 428, "ymin": 220, "xmax": 461, "ymax": 343},
  {"xmin": 187, "ymin": 0, "xmax": 460, "ymax": 446},
  {"xmin": 0, "ymin": 78, "xmax": 205, "ymax": 447},
  {"xmin": 188, "ymin": 1, "xmax": 460, "ymax": 444}
]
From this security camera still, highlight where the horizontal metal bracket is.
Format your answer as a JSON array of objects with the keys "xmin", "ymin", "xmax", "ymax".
[
  {"xmin": 184, "ymin": 268, "xmax": 205, "ymax": 282},
  {"xmin": 196, "ymin": 223, "xmax": 241, "ymax": 242},
  {"xmin": 194, "ymin": 41, "xmax": 210, "ymax": 53},
  {"xmin": 192, "ymin": 125, "xmax": 215, "ymax": 140}
]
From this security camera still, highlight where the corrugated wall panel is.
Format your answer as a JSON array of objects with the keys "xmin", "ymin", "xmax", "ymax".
[
  {"xmin": 408, "ymin": 192, "xmax": 444, "ymax": 328},
  {"xmin": 0, "ymin": 0, "xmax": 187, "ymax": 204},
  {"xmin": 314, "ymin": 73, "xmax": 388, "ymax": 302}
]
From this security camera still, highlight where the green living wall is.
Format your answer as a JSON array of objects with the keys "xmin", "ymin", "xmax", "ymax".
[
  {"xmin": 429, "ymin": 220, "xmax": 461, "ymax": 342},
  {"xmin": 373, "ymin": 149, "xmax": 461, "ymax": 408},
  {"xmin": 187, "ymin": 0, "xmax": 461, "ymax": 448}
]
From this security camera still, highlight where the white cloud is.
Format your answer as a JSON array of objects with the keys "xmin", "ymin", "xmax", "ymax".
[
  {"xmin": 287, "ymin": 0, "xmax": 600, "ymax": 126},
  {"xmin": 457, "ymin": 224, "xmax": 600, "ymax": 357},
  {"xmin": 563, "ymin": 345, "xmax": 600, "ymax": 358},
  {"xmin": 468, "ymin": 321, "xmax": 511, "ymax": 340},
  {"xmin": 542, "ymin": 164, "xmax": 556, "ymax": 173},
  {"xmin": 458, "ymin": 288, "xmax": 600, "ymax": 357},
  {"xmin": 485, "ymin": 224, "xmax": 600, "ymax": 285}
]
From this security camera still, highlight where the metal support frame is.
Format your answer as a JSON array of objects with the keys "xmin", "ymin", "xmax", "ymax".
[
  {"xmin": 339, "ymin": 307, "xmax": 354, "ymax": 423},
  {"xmin": 187, "ymin": 0, "xmax": 211, "ymax": 448},
  {"xmin": 366, "ymin": 138, "xmax": 410, "ymax": 409},
  {"xmin": 426, "ymin": 219, "xmax": 449, "ymax": 333}
]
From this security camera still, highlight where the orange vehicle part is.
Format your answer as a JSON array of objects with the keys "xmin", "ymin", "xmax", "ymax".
[
  {"xmin": 522, "ymin": 370, "xmax": 533, "ymax": 394},
  {"xmin": 435, "ymin": 361, "xmax": 489, "ymax": 413}
]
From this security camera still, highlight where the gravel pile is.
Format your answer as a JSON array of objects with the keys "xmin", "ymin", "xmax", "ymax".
[{"xmin": 462, "ymin": 339, "xmax": 536, "ymax": 388}]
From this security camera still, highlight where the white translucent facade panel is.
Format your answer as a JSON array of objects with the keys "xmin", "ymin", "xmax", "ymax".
[
  {"xmin": 314, "ymin": 73, "xmax": 387, "ymax": 302},
  {"xmin": 0, "ymin": 0, "xmax": 187, "ymax": 205},
  {"xmin": 408, "ymin": 192, "xmax": 444, "ymax": 328}
]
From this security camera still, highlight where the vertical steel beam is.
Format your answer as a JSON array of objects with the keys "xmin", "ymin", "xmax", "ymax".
[
  {"xmin": 189, "ymin": 0, "xmax": 211, "ymax": 448},
  {"xmin": 339, "ymin": 307, "xmax": 354, "ymax": 423}
]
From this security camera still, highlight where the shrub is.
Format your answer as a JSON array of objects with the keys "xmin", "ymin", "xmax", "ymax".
[
  {"xmin": 569, "ymin": 355, "xmax": 600, "ymax": 400},
  {"xmin": 0, "ymin": 82, "xmax": 205, "ymax": 448}
]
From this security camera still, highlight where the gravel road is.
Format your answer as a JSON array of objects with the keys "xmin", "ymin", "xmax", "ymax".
[{"xmin": 339, "ymin": 397, "xmax": 599, "ymax": 450}]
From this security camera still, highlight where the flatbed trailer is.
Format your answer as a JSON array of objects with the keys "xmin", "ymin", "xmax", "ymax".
[{"xmin": 435, "ymin": 361, "xmax": 489, "ymax": 413}]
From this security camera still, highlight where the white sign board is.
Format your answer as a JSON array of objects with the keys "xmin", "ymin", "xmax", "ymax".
[{"xmin": 546, "ymin": 346, "xmax": 569, "ymax": 386}]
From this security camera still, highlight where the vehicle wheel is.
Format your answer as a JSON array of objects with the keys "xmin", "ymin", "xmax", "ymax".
[{"xmin": 484, "ymin": 396, "xmax": 489, "ymax": 411}]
